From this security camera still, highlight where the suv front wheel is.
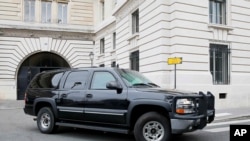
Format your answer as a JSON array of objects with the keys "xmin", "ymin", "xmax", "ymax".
[
  {"xmin": 37, "ymin": 107, "xmax": 57, "ymax": 134},
  {"xmin": 134, "ymin": 112, "xmax": 171, "ymax": 141}
]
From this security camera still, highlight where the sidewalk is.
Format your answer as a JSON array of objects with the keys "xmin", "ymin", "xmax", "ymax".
[
  {"xmin": 0, "ymin": 100, "xmax": 24, "ymax": 110},
  {"xmin": 214, "ymin": 107, "xmax": 250, "ymax": 122},
  {"xmin": 1, "ymin": 100, "xmax": 250, "ymax": 122}
]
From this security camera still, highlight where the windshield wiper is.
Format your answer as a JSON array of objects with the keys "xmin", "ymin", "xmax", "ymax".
[
  {"xmin": 132, "ymin": 83, "xmax": 158, "ymax": 87},
  {"xmin": 132, "ymin": 83, "xmax": 152, "ymax": 87},
  {"xmin": 148, "ymin": 83, "xmax": 160, "ymax": 87}
]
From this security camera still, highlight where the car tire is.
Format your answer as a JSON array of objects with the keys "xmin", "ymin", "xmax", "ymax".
[
  {"xmin": 37, "ymin": 107, "xmax": 57, "ymax": 134},
  {"xmin": 134, "ymin": 112, "xmax": 171, "ymax": 141}
]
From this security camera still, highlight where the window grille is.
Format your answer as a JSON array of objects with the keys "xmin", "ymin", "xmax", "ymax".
[{"xmin": 209, "ymin": 44, "xmax": 230, "ymax": 84}]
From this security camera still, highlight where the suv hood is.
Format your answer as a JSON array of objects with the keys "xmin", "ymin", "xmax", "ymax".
[{"xmin": 135, "ymin": 88, "xmax": 197, "ymax": 96}]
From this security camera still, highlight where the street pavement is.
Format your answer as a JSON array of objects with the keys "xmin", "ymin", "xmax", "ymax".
[{"xmin": 0, "ymin": 100, "xmax": 249, "ymax": 141}]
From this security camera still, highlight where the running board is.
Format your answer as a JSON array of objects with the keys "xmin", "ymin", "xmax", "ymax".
[{"xmin": 56, "ymin": 122, "xmax": 129, "ymax": 134}]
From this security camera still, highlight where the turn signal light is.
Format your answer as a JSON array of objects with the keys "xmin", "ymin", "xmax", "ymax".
[{"xmin": 176, "ymin": 108, "xmax": 185, "ymax": 114}]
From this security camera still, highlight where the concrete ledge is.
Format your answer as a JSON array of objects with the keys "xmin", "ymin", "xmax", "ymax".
[{"xmin": 0, "ymin": 100, "xmax": 24, "ymax": 110}]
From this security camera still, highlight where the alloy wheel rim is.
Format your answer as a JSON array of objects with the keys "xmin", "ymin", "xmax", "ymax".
[
  {"xmin": 143, "ymin": 121, "xmax": 165, "ymax": 141},
  {"xmin": 40, "ymin": 113, "xmax": 51, "ymax": 129}
]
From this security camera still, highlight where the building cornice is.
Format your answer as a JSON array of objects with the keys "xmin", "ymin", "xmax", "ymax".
[
  {"xmin": 111, "ymin": 0, "xmax": 140, "ymax": 22},
  {"xmin": 0, "ymin": 20, "xmax": 94, "ymax": 34},
  {"xmin": 112, "ymin": 0, "xmax": 129, "ymax": 16},
  {"xmin": 112, "ymin": 0, "xmax": 145, "ymax": 16},
  {"xmin": 94, "ymin": 16, "xmax": 116, "ymax": 34},
  {"xmin": 0, "ymin": 28, "xmax": 94, "ymax": 40}
]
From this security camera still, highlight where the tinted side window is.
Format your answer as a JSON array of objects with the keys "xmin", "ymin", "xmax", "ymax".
[
  {"xmin": 64, "ymin": 71, "xmax": 89, "ymax": 89},
  {"xmin": 30, "ymin": 72, "xmax": 63, "ymax": 89},
  {"xmin": 51, "ymin": 72, "xmax": 64, "ymax": 88},
  {"xmin": 91, "ymin": 72, "xmax": 116, "ymax": 89}
]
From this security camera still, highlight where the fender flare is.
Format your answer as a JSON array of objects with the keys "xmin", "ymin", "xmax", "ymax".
[
  {"xmin": 33, "ymin": 98, "xmax": 58, "ymax": 118},
  {"xmin": 126, "ymin": 100, "xmax": 172, "ymax": 126}
]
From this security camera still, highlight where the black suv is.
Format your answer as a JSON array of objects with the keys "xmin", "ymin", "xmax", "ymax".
[{"xmin": 24, "ymin": 67, "xmax": 215, "ymax": 141}]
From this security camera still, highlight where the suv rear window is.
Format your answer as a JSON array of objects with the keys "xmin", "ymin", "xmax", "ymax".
[
  {"xmin": 63, "ymin": 71, "xmax": 89, "ymax": 89},
  {"xmin": 29, "ymin": 71, "xmax": 63, "ymax": 89}
]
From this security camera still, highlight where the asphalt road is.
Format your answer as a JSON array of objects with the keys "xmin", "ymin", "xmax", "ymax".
[{"xmin": 0, "ymin": 108, "xmax": 249, "ymax": 141}]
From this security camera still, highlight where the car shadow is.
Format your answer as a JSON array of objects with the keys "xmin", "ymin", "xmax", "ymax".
[{"xmin": 56, "ymin": 127, "xmax": 135, "ymax": 141}]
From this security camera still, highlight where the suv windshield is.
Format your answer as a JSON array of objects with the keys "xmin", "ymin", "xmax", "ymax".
[{"xmin": 117, "ymin": 69, "xmax": 159, "ymax": 88}]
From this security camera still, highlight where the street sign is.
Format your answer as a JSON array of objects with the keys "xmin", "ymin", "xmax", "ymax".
[
  {"xmin": 167, "ymin": 57, "xmax": 182, "ymax": 89},
  {"xmin": 167, "ymin": 57, "xmax": 182, "ymax": 65}
]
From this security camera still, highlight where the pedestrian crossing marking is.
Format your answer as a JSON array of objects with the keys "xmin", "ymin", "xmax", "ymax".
[
  {"xmin": 204, "ymin": 119, "xmax": 250, "ymax": 133},
  {"xmin": 208, "ymin": 119, "xmax": 250, "ymax": 127},
  {"xmin": 204, "ymin": 127, "xmax": 229, "ymax": 133},
  {"xmin": 215, "ymin": 113, "xmax": 232, "ymax": 117}
]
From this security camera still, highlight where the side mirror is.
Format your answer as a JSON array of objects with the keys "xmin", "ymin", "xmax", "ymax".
[{"xmin": 106, "ymin": 81, "xmax": 123, "ymax": 93}]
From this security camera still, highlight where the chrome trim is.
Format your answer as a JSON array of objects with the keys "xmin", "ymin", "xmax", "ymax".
[
  {"xmin": 59, "ymin": 109, "xmax": 83, "ymax": 113},
  {"xmin": 57, "ymin": 106, "xmax": 84, "ymax": 113},
  {"xmin": 85, "ymin": 111, "xmax": 124, "ymax": 116},
  {"xmin": 57, "ymin": 106, "xmax": 126, "ymax": 115}
]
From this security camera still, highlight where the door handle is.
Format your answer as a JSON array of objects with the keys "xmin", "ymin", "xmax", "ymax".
[
  {"xmin": 61, "ymin": 94, "xmax": 67, "ymax": 98},
  {"xmin": 86, "ymin": 94, "xmax": 93, "ymax": 98}
]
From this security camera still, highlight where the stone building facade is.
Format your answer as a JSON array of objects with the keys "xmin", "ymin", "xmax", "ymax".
[
  {"xmin": 1, "ymin": 0, "xmax": 250, "ymax": 109},
  {"xmin": 0, "ymin": 0, "xmax": 94, "ymax": 100},
  {"xmin": 93, "ymin": 0, "xmax": 250, "ymax": 109}
]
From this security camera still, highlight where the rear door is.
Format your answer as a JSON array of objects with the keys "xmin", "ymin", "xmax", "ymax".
[
  {"xmin": 84, "ymin": 70, "xmax": 129, "ymax": 124},
  {"xmin": 57, "ymin": 70, "xmax": 89, "ymax": 121}
]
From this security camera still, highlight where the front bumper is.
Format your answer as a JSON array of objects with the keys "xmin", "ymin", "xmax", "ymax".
[
  {"xmin": 171, "ymin": 119, "xmax": 199, "ymax": 134},
  {"xmin": 170, "ymin": 91, "xmax": 215, "ymax": 134}
]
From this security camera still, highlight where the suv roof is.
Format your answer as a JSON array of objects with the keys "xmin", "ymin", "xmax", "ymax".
[{"xmin": 41, "ymin": 67, "xmax": 120, "ymax": 73}]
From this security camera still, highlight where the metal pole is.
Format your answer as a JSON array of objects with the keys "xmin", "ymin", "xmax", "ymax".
[
  {"xmin": 89, "ymin": 52, "xmax": 94, "ymax": 67},
  {"xmin": 174, "ymin": 64, "xmax": 176, "ymax": 89}
]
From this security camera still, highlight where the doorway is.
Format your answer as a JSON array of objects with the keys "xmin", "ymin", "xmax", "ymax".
[{"xmin": 17, "ymin": 52, "xmax": 70, "ymax": 100}]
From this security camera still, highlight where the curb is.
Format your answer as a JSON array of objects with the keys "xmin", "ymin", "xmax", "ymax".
[
  {"xmin": 0, "ymin": 100, "xmax": 24, "ymax": 110},
  {"xmin": 0, "ymin": 107, "xmax": 23, "ymax": 110},
  {"xmin": 0, "ymin": 104, "xmax": 23, "ymax": 110},
  {"xmin": 214, "ymin": 115, "xmax": 250, "ymax": 123}
]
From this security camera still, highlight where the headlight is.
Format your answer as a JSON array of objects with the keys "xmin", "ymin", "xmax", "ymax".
[{"xmin": 176, "ymin": 98, "xmax": 196, "ymax": 114}]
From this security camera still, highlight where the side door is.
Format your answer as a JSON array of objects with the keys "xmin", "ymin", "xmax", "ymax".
[
  {"xmin": 57, "ymin": 70, "xmax": 89, "ymax": 121},
  {"xmin": 84, "ymin": 70, "xmax": 129, "ymax": 124}
]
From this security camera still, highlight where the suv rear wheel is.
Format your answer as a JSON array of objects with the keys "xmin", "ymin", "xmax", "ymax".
[
  {"xmin": 134, "ymin": 112, "xmax": 171, "ymax": 141},
  {"xmin": 37, "ymin": 107, "xmax": 57, "ymax": 134}
]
